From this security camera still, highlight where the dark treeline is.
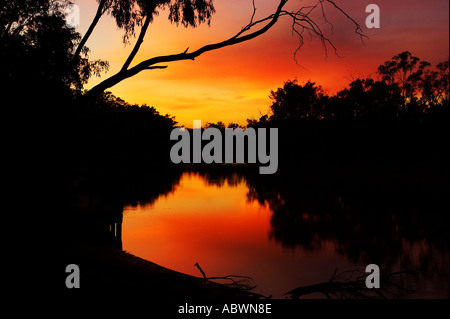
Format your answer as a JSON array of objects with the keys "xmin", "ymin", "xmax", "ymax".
[
  {"xmin": 247, "ymin": 51, "xmax": 449, "ymax": 125},
  {"xmin": 242, "ymin": 52, "xmax": 449, "ymax": 193}
]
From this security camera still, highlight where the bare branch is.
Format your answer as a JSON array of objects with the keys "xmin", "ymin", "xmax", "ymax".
[
  {"xmin": 249, "ymin": 0, "xmax": 257, "ymax": 25},
  {"xmin": 279, "ymin": 0, "xmax": 367, "ymax": 64},
  {"xmin": 324, "ymin": 0, "xmax": 366, "ymax": 42},
  {"xmin": 135, "ymin": 0, "xmax": 287, "ymax": 69}
]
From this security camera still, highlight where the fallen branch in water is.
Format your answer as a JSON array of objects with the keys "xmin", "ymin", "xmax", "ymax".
[
  {"xmin": 194, "ymin": 263, "xmax": 269, "ymax": 298},
  {"xmin": 207, "ymin": 275, "xmax": 256, "ymax": 291},
  {"xmin": 286, "ymin": 268, "xmax": 417, "ymax": 299}
]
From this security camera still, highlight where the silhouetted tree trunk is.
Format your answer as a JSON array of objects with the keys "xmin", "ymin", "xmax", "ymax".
[
  {"xmin": 121, "ymin": 15, "xmax": 151, "ymax": 72},
  {"xmin": 72, "ymin": 0, "xmax": 109, "ymax": 64}
]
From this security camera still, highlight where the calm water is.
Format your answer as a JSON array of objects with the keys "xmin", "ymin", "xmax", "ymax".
[{"xmin": 122, "ymin": 171, "xmax": 449, "ymax": 299}]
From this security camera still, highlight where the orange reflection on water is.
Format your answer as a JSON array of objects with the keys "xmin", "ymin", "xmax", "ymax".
[
  {"xmin": 120, "ymin": 171, "xmax": 449, "ymax": 298},
  {"xmin": 123, "ymin": 172, "xmax": 272, "ymax": 277},
  {"xmin": 122, "ymin": 172, "xmax": 356, "ymax": 297}
]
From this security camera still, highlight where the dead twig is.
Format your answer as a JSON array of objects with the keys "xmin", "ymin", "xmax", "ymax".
[{"xmin": 194, "ymin": 262, "xmax": 207, "ymax": 284}]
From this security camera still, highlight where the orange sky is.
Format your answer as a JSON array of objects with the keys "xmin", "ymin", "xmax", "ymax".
[{"xmin": 76, "ymin": 0, "xmax": 449, "ymax": 127}]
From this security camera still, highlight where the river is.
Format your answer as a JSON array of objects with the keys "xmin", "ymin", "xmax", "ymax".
[{"xmin": 122, "ymin": 171, "xmax": 449, "ymax": 299}]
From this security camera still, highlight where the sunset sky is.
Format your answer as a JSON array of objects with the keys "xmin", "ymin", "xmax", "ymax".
[{"xmin": 76, "ymin": 0, "xmax": 449, "ymax": 127}]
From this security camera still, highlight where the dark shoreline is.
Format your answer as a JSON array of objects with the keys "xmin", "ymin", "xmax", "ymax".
[{"xmin": 64, "ymin": 240, "xmax": 262, "ymax": 299}]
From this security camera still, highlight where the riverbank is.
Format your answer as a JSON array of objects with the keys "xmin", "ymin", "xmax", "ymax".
[{"xmin": 65, "ymin": 240, "xmax": 261, "ymax": 300}]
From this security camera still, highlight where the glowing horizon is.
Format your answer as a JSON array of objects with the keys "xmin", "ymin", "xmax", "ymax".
[{"xmin": 76, "ymin": 0, "xmax": 449, "ymax": 127}]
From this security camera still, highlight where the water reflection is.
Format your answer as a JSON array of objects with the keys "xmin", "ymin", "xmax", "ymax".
[
  {"xmin": 121, "ymin": 169, "xmax": 449, "ymax": 298},
  {"xmin": 259, "ymin": 190, "xmax": 448, "ymax": 269},
  {"xmin": 245, "ymin": 175, "xmax": 449, "ymax": 298},
  {"xmin": 67, "ymin": 169, "xmax": 183, "ymax": 249}
]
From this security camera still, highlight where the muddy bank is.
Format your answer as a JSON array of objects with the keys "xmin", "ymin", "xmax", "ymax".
[{"xmin": 64, "ymin": 241, "xmax": 261, "ymax": 300}]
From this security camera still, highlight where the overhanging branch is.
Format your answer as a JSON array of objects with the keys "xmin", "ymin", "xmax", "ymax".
[
  {"xmin": 85, "ymin": 0, "xmax": 366, "ymax": 98},
  {"xmin": 127, "ymin": 0, "xmax": 288, "ymax": 73},
  {"xmin": 86, "ymin": 0, "xmax": 288, "ymax": 97}
]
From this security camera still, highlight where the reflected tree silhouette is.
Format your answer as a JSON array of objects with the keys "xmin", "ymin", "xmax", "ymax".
[
  {"xmin": 245, "ymin": 178, "xmax": 449, "ymax": 280},
  {"xmin": 185, "ymin": 165, "xmax": 252, "ymax": 188},
  {"xmin": 286, "ymin": 268, "xmax": 417, "ymax": 299}
]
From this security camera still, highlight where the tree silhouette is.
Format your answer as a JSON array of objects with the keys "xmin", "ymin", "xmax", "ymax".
[
  {"xmin": 0, "ymin": 0, "xmax": 109, "ymax": 96},
  {"xmin": 334, "ymin": 78, "xmax": 402, "ymax": 119},
  {"xmin": 205, "ymin": 121, "xmax": 226, "ymax": 129},
  {"xmin": 377, "ymin": 51, "xmax": 431, "ymax": 109},
  {"xmin": 0, "ymin": 0, "xmax": 55, "ymax": 38},
  {"xmin": 81, "ymin": 0, "xmax": 365, "ymax": 98},
  {"xmin": 227, "ymin": 123, "xmax": 243, "ymax": 129},
  {"xmin": 420, "ymin": 60, "xmax": 449, "ymax": 107},
  {"xmin": 269, "ymin": 80, "xmax": 328, "ymax": 121}
]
